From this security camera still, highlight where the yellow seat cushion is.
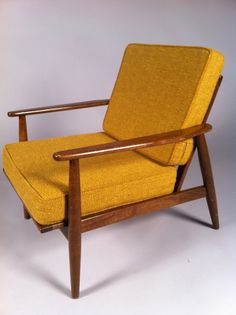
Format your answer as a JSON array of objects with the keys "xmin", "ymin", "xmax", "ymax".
[
  {"xmin": 3, "ymin": 132, "xmax": 177, "ymax": 225},
  {"xmin": 103, "ymin": 44, "xmax": 224, "ymax": 165}
]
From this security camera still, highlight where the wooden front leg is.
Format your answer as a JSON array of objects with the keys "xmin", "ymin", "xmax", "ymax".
[{"xmin": 68, "ymin": 159, "xmax": 81, "ymax": 298}]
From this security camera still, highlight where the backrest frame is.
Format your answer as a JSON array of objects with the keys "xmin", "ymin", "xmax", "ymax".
[{"xmin": 174, "ymin": 75, "xmax": 223, "ymax": 192}]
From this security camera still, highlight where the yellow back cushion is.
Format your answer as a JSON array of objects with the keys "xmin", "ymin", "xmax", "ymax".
[{"xmin": 103, "ymin": 44, "xmax": 224, "ymax": 165}]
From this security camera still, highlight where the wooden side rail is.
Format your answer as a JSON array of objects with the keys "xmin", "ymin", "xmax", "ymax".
[
  {"xmin": 32, "ymin": 185, "xmax": 207, "ymax": 234},
  {"xmin": 53, "ymin": 124, "xmax": 212, "ymax": 161},
  {"xmin": 7, "ymin": 99, "xmax": 109, "ymax": 117}
]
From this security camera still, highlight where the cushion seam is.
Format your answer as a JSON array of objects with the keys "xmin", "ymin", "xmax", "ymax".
[
  {"xmin": 4, "ymin": 145, "xmax": 176, "ymax": 202},
  {"xmin": 4, "ymin": 132, "xmax": 116, "ymax": 201},
  {"xmin": 166, "ymin": 50, "xmax": 213, "ymax": 165},
  {"xmin": 103, "ymin": 45, "xmax": 213, "ymax": 165},
  {"xmin": 35, "ymin": 169, "xmax": 176, "ymax": 203},
  {"xmin": 181, "ymin": 49, "xmax": 214, "ymax": 125},
  {"xmin": 4, "ymin": 147, "xmax": 46, "ymax": 199}
]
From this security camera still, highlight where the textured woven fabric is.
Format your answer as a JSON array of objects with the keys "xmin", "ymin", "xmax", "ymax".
[
  {"xmin": 103, "ymin": 44, "xmax": 224, "ymax": 165},
  {"xmin": 3, "ymin": 132, "xmax": 176, "ymax": 225}
]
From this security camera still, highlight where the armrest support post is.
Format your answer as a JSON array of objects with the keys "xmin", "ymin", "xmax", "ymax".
[
  {"xmin": 19, "ymin": 115, "xmax": 31, "ymax": 219},
  {"xmin": 19, "ymin": 115, "xmax": 28, "ymax": 142}
]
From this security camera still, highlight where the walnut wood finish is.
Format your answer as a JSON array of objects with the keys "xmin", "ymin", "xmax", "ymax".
[
  {"xmin": 196, "ymin": 135, "xmax": 219, "ymax": 229},
  {"xmin": 23, "ymin": 204, "xmax": 31, "ymax": 219},
  {"xmin": 4, "ymin": 76, "xmax": 223, "ymax": 299},
  {"xmin": 8, "ymin": 99, "xmax": 109, "ymax": 117},
  {"xmin": 19, "ymin": 115, "xmax": 31, "ymax": 220},
  {"xmin": 30, "ymin": 185, "xmax": 206, "ymax": 234},
  {"xmin": 174, "ymin": 75, "xmax": 223, "ymax": 192},
  {"xmin": 68, "ymin": 159, "xmax": 81, "ymax": 299},
  {"xmin": 81, "ymin": 186, "xmax": 206, "ymax": 232},
  {"xmin": 19, "ymin": 115, "xmax": 28, "ymax": 142},
  {"xmin": 13, "ymin": 99, "xmax": 109, "ymax": 222},
  {"xmin": 53, "ymin": 124, "xmax": 212, "ymax": 161}
]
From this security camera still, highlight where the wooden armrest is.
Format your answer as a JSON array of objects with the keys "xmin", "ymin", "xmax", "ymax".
[
  {"xmin": 53, "ymin": 124, "xmax": 212, "ymax": 161},
  {"xmin": 8, "ymin": 99, "xmax": 109, "ymax": 117}
]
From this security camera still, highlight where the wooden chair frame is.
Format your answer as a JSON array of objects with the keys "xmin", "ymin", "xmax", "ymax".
[{"xmin": 5, "ymin": 75, "xmax": 222, "ymax": 298}]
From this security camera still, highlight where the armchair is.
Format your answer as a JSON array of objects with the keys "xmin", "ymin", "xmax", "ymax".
[{"xmin": 3, "ymin": 44, "xmax": 224, "ymax": 298}]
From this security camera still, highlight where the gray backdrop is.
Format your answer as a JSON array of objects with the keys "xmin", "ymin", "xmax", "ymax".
[
  {"xmin": 0, "ymin": 1, "xmax": 235, "ymax": 314},
  {"xmin": 0, "ymin": 0, "xmax": 235, "ymax": 166}
]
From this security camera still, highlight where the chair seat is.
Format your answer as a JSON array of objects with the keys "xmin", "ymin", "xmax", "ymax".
[{"xmin": 3, "ymin": 132, "xmax": 177, "ymax": 225}]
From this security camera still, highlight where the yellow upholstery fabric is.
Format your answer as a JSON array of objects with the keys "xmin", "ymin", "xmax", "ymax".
[
  {"xmin": 103, "ymin": 44, "xmax": 224, "ymax": 165},
  {"xmin": 3, "ymin": 132, "xmax": 176, "ymax": 225}
]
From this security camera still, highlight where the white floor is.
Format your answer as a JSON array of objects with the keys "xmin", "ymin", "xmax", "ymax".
[{"xmin": 1, "ymin": 156, "xmax": 235, "ymax": 315}]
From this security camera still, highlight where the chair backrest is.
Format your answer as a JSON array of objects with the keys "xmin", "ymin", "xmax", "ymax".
[{"xmin": 103, "ymin": 44, "xmax": 224, "ymax": 165}]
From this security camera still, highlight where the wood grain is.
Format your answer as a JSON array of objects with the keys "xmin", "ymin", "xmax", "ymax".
[
  {"xmin": 81, "ymin": 186, "xmax": 206, "ymax": 233},
  {"xmin": 8, "ymin": 99, "xmax": 109, "ymax": 117},
  {"xmin": 68, "ymin": 160, "xmax": 81, "ymax": 298},
  {"xmin": 32, "ymin": 186, "xmax": 206, "ymax": 234},
  {"xmin": 54, "ymin": 124, "xmax": 212, "ymax": 161},
  {"xmin": 4, "ymin": 73, "xmax": 223, "ymax": 299},
  {"xmin": 196, "ymin": 135, "xmax": 219, "ymax": 229}
]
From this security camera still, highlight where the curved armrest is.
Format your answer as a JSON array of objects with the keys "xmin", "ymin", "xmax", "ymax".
[
  {"xmin": 53, "ymin": 124, "xmax": 212, "ymax": 161},
  {"xmin": 8, "ymin": 99, "xmax": 109, "ymax": 117}
]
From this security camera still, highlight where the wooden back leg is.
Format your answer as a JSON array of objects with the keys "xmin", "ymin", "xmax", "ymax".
[
  {"xmin": 175, "ymin": 76, "xmax": 222, "ymax": 228},
  {"xmin": 196, "ymin": 134, "xmax": 219, "ymax": 229}
]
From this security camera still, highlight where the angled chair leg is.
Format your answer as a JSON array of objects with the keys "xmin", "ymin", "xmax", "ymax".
[
  {"xmin": 69, "ymin": 225, "xmax": 81, "ymax": 299},
  {"xmin": 23, "ymin": 205, "xmax": 31, "ymax": 219},
  {"xmin": 68, "ymin": 159, "xmax": 81, "ymax": 299},
  {"xmin": 196, "ymin": 134, "xmax": 219, "ymax": 229}
]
